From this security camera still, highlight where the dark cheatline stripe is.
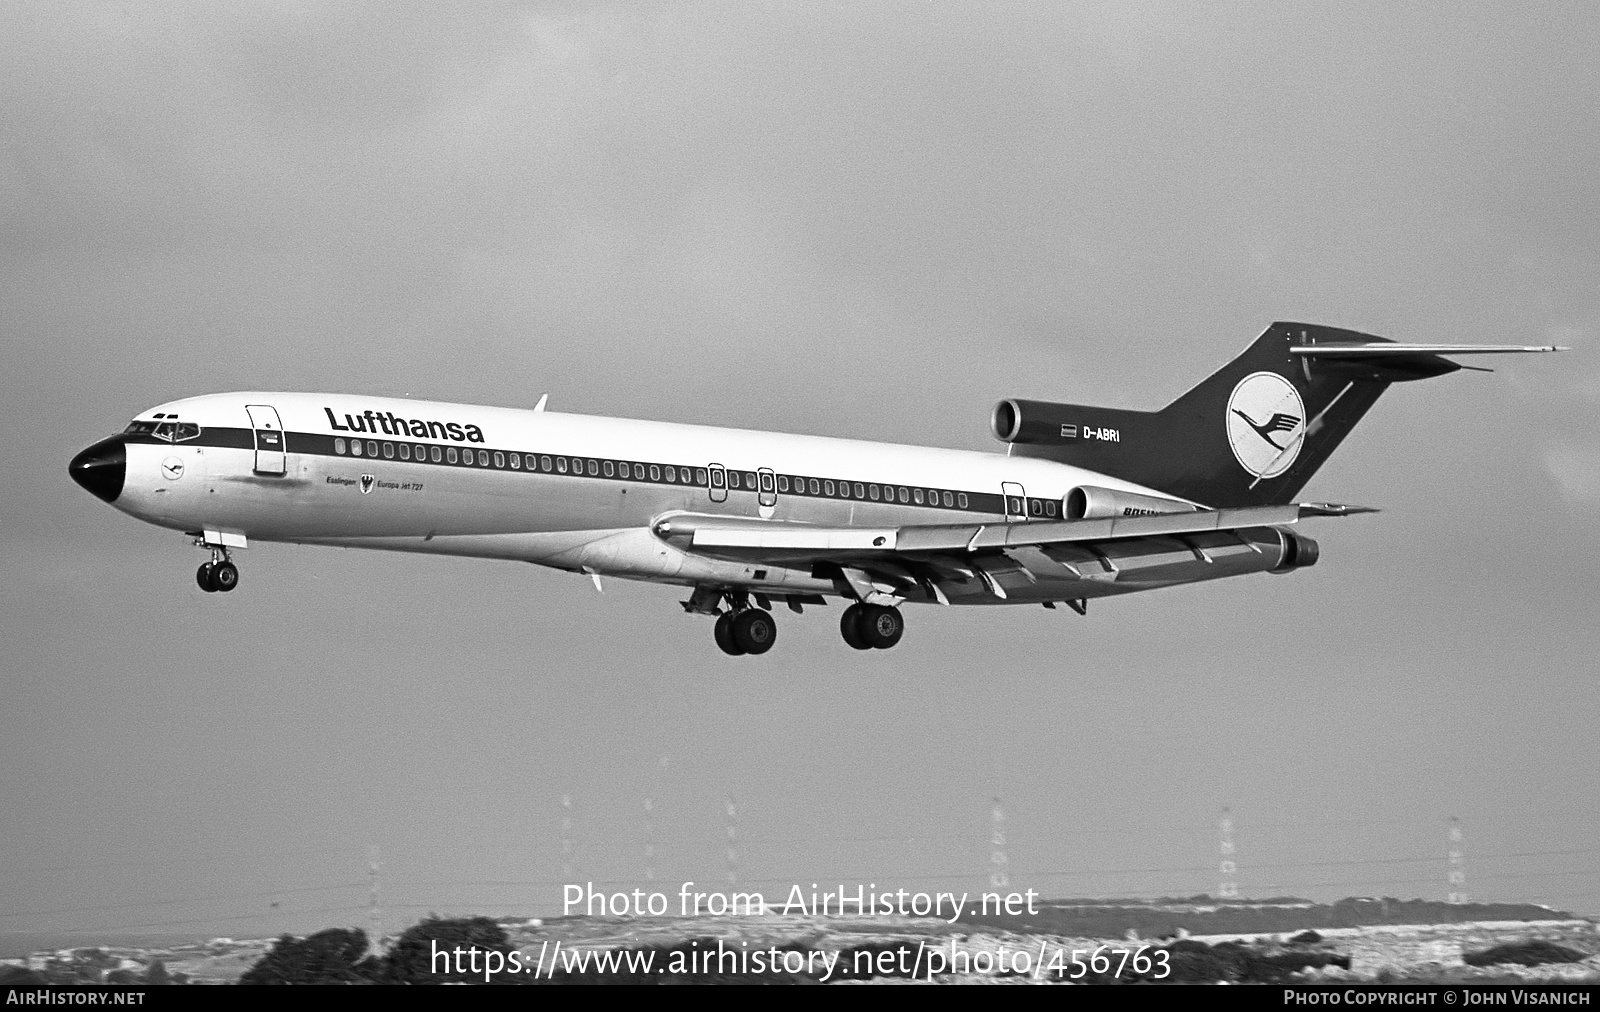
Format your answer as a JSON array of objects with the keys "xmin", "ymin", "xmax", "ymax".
[{"xmin": 137, "ymin": 424, "xmax": 1009, "ymax": 515}]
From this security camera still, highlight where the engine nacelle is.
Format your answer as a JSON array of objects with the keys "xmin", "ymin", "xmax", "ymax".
[
  {"xmin": 1269, "ymin": 529, "xmax": 1320, "ymax": 573},
  {"xmin": 992, "ymin": 398, "xmax": 1080, "ymax": 444},
  {"xmin": 1064, "ymin": 485, "xmax": 1199, "ymax": 520}
]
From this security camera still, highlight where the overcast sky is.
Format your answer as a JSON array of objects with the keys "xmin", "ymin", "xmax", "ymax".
[{"xmin": 3, "ymin": 2, "xmax": 1597, "ymax": 945}]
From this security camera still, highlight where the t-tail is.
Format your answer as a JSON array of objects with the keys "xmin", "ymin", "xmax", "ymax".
[{"xmin": 992, "ymin": 322, "xmax": 1564, "ymax": 508}]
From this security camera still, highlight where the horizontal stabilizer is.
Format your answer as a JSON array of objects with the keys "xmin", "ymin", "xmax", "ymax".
[{"xmin": 1290, "ymin": 342, "xmax": 1565, "ymax": 356}]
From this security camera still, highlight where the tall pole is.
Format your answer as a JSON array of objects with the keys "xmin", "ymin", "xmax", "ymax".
[
  {"xmin": 367, "ymin": 846, "xmax": 382, "ymax": 954},
  {"xmin": 560, "ymin": 794, "xmax": 575, "ymax": 883},
  {"xmin": 725, "ymin": 797, "xmax": 739, "ymax": 887},
  {"xmin": 643, "ymin": 797, "xmax": 656, "ymax": 884},
  {"xmin": 989, "ymin": 797, "xmax": 1009, "ymax": 890},
  {"xmin": 1218, "ymin": 808, "xmax": 1239, "ymax": 900},
  {"xmin": 1447, "ymin": 816, "xmax": 1468, "ymax": 904}
]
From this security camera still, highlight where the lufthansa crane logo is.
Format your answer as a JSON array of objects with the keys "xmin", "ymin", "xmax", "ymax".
[{"xmin": 1225, "ymin": 372, "xmax": 1305, "ymax": 479}]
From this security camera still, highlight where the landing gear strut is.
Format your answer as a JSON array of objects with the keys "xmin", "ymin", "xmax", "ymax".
[
  {"xmin": 709, "ymin": 593, "xmax": 777, "ymax": 656},
  {"xmin": 840, "ymin": 603, "xmax": 904, "ymax": 650},
  {"xmin": 195, "ymin": 544, "xmax": 239, "ymax": 593}
]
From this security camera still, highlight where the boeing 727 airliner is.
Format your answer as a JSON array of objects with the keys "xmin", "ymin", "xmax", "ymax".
[{"xmin": 69, "ymin": 323, "xmax": 1560, "ymax": 655}]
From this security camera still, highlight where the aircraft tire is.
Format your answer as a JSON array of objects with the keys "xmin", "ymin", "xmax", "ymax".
[
  {"xmin": 211, "ymin": 561, "xmax": 240, "ymax": 593},
  {"xmin": 860, "ymin": 605, "xmax": 904, "ymax": 650},
  {"xmin": 196, "ymin": 562, "xmax": 218, "ymax": 593},
  {"xmin": 714, "ymin": 612, "xmax": 746, "ymax": 656},
  {"xmin": 840, "ymin": 604, "xmax": 871, "ymax": 650},
  {"xmin": 732, "ymin": 609, "xmax": 777, "ymax": 655}
]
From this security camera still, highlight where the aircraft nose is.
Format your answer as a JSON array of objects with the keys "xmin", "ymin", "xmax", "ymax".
[{"xmin": 69, "ymin": 435, "xmax": 126, "ymax": 503}]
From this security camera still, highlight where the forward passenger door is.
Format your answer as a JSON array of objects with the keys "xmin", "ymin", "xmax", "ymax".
[{"xmin": 245, "ymin": 404, "xmax": 287, "ymax": 476}]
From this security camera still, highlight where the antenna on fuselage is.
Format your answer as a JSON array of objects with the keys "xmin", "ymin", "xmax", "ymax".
[{"xmin": 534, "ymin": 394, "xmax": 549, "ymax": 412}]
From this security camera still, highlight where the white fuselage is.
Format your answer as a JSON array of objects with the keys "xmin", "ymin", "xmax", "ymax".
[{"xmin": 107, "ymin": 391, "xmax": 1181, "ymax": 603}]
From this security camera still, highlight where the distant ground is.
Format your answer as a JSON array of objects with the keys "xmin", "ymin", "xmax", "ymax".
[{"xmin": 7, "ymin": 899, "xmax": 1597, "ymax": 984}]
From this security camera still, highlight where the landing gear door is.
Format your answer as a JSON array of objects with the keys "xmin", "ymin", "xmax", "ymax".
[
  {"xmin": 707, "ymin": 463, "xmax": 727, "ymax": 503},
  {"xmin": 245, "ymin": 404, "xmax": 287, "ymax": 476},
  {"xmin": 1002, "ymin": 481, "xmax": 1028, "ymax": 522}
]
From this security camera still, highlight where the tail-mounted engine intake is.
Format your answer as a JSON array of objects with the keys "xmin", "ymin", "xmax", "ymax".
[
  {"xmin": 1064, "ymin": 485, "xmax": 1199, "ymax": 520},
  {"xmin": 993, "ymin": 398, "xmax": 1087, "ymax": 445},
  {"xmin": 1270, "ymin": 529, "xmax": 1320, "ymax": 573}
]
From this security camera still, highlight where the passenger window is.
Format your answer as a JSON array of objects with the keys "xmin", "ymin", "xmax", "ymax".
[
  {"xmin": 958, "ymin": 492, "xmax": 969, "ymax": 508},
  {"xmin": 696, "ymin": 468, "xmax": 708, "ymax": 485},
  {"xmin": 556, "ymin": 457, "xmax": 568, "ymax": 473},
  {"xmin": 665, "ymin": 465, "xmax": 676, "ymax": 483},
  {"xmin": 776, "ymin": 475, "xmax": 788, "ymax": 492},
  {"xmin": 1045, "ymin": 500, "xmax": 1057, "ymax": 517},
  {"xmin": 334, "ymin": 438, "xmax": 347, "ymax": 454},
  {"xmin": 913, "ymin": 488, "xmax": 925, "ymax": 504},
  {"xmin": 432, "ymin": 446, "xmax": 442, "ymax": 462},
  {"xmin": 351, "ymin": 440, "xmax": 363, "ymax": 456},
  {"xmin": 587, "ymin": 459, "xmax": 598, "ymax": 476},
  {"xmin": 869, "ymin": 484, "xmax": 879, "ymax": 501},
  {"xmin": 808, "ymin": 478, "xmax": 820, "ymax": 495},
  {"xmin": 744, "ymin": 472, "xmax": 756, "ymax": 489},
  {"xmin": 447, "ymin": 447, "xmax": 458, "ymax": 463},
  {"xmin": 509, "ymin": 453, "xmax": 520, "ymax": 469},
  {"xmin": 366, "ymin": 441, "xmax": 378, "ymax": 457},
  {"xmin": 603, "ymin": 460, "xmax": 614, "ymax": 477},
  {"xmin": 399, "ymin": 444, "xmax": 410, "ymax": 460},
  {"xmin": 541, "ymin": 455, "xmax": 552, "ymax": 471},
  {"xmin": 898, "ymin": 487, "xmax": 910, "ymax": 503},
  {"xmin": 493, "ymin": 451, "xmax": 505, "ymax": 468},
  {"xmin": 415, "ymin": 445, "xmax": 425, "ymax": 460},
  {"xmin": 853, "ymin": 482, "xmax": 865, "ymax": 499},
  {"xmin": 382, "ymin": 443, "xmax": 393, "ymax": 458},
  {"xmin": 824, "ymin": 480, "xmax": 834, "ymax": 496},
  {"xmin": 1030, "ymin": 498, "xmax": 1042, "ymax": 516},
  {"xmin": 649, "ymin": 464, "xmax": 660, "ymax": 481}
]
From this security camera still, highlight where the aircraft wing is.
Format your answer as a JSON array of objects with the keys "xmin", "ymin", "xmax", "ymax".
[
  {"xmin": 657, "ymin": 503, "xmax": 1370, "ymax": 605},
  {"xmin": 658, "ymin": 502, "xmax": 1366, "ymax": 556}
]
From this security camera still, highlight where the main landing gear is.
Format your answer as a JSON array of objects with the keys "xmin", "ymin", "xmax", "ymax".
[
  {"xmin": 713, "ymin": 608, "xmax": 778, "ymax": 656},
  {"xmin": 687, "ymin": 588, "xmax": 904, "ymax": 655},
  {"xmin": 195, "ymin": 546, "xmax": 239, "ymax": 593},
  {"xmin": 839, "ymin": 603, "xmax": 904, "ymax": 651}
]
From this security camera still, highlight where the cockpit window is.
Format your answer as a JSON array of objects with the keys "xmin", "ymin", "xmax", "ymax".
[
  {"xmin": 127, "ymin": 420, "xmax": 201, "ymax": 442},
  {"xmin": 152, "ymin": 421, "xmax": 202, "ymax": 442}
]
